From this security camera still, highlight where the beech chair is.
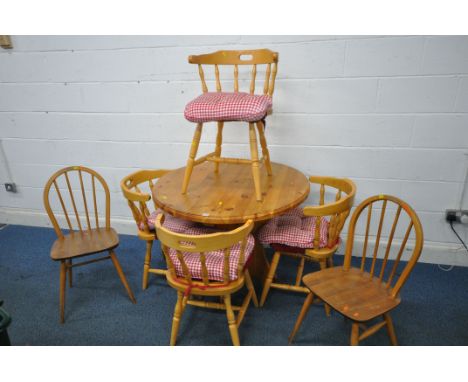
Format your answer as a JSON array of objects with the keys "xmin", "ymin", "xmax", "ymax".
[
  {"xmin": 43, "ymin": 166, "xmax": 136, "ymax": 324},
  {"xmin": 289, "ymin": 195, "xmax": 424, "ymax": 345},
  {"xmin": 155, "ymin": 215, "xmax": 258, "ymax": 346},
  {"xmin": 257, "ymin": 176, "xmax": 356, "ymax": 310},
  {"xmin": 181, "ymin": 49, "xmax": 279, "ymax": 201},
  {"xmin": 120, "ymin": 169, "xmax": 195, "ymax": 290}
]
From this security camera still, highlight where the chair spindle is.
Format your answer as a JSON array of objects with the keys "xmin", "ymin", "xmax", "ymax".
[
  {"xmin": 215, "ymin": 65, "xmax": 221, "ymax": 92},
  {"xmin": 379, "ymin": 206, "xmax": 402, "ymax": 281},
  {"xmin": 250, "ymin": 64, "xmax": 257, "ymax": 94},
  {"xmin": 78, "ymin": 170, "xmax": 91, "ymax": 231},
  {"xmin": 198, "ymin": 64, "xmax": 208, "ymax": 93},
  {"xmin": 223, "ymin": 247, "xmax": 231, "ymax": 283},
  {"xmin": 234, "ymin": 64, "xmax": 239, "ymax": 92},
  {"xmin": 92, "ymin": 175, "xmax": 99, "ymax": 228},
  {"xmin": 264, "ymin": 63, "xmax": 271, "ymax": 95},
  {"xmin": 53, "ymin": 180, "xmax": 73, "ymax": 231},
  {"xmin": 369, "ymin": 200, "xmax": 387, "ymax": 277},
  {"xmin": 360, "ymin": 205, "xmax": 373, "ymax": 271},
  {"xmin": 64, "ymin": 172, "xmax": 82, "ymax": 232}
]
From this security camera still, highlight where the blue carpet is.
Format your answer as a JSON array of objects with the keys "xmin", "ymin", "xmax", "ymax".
[{"xmin": 0, "ymin": 224, "xmax": 467, "ymax": 345}]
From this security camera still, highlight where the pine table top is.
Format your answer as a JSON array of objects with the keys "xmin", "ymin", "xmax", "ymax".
[{"xmin": 152, "ymin": 161, "xmax": 310, "ymax": 225}]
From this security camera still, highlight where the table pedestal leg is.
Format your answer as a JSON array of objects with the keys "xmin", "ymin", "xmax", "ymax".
[{"xmin": 248, "ymin": 239, "xmax": 269, "ymax": 284}]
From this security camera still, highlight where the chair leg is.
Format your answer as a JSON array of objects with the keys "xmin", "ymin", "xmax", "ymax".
[
  {"xmin": 181, "ymin": 123, "xmax": 203, "ymax": 194},
  {"xmin": 170, "ymin": 291, "xmax": 185, "ymax": 346},
  {"xmin": 67, "ymin": 259, "xmax": 73, "ymax": 288},
  {"xmin": 288, "ymin": 292, "xmax": 314, "ymax": 344},
  {"xmin": 319, "ymin": 260, "xmax": 331, "ymax": 317},
  {"xmin": 244, "ymin": 270, "xmax": 258, "ymax": 307},
  {"xmin": 59, "ymin": 260, "xmax": 67, "ymax": 324},
  {"xmin": 224, "ymin": 294, "xmax": 240, "ymax": 346},
  {"xmin": 248, "ymin": 123, "xmax": 262, "ymax": 201},
  {"xmin": 214, "ymin": 121, "xmax": 224, "ymax": 174},
  {"xmin": 327, "ymin": 256, "xmax": 334, "ymax": 268},
  {"xmin": 295, "ymin": 257, "xmax": 305, "ymax": 286},
  {"xmin": 259, "ymin": 251, "xmax": 281, "ymax": 307},
  {"xmin": 109, "ymin": 250, "xmax": 136, "ymax": 304},
  {"xmin": 383, "ymin": 313, "xmax": 398, "ymax": 345},
  {"xmin": 236, "ymin": 288, "xmax": 253, "ymax": 328},
  {"xmin": 142, "ymin": 240, "xmax": 153, "ymax": 290},
  {"xmin": 256, "ymin": 120, "xmax": 272, "ymax": 176},
  {"xmin": 350, "ymin": 322, "xmax": 360, "ymax": 345}
]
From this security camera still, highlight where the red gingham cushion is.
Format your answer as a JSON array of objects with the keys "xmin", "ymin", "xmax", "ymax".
[
  {"xmin": 167, "ymin": 225, "xmax": 255, "ymax": 282},
  {"xmin": 139, "ymin": 210, "xmax": 196, "ymax": 233},
  {"xmin": 256, "ymin": 207, "xmax": 329, "ymax": 249},
  {"xmin": 184, "ymin": 92, "xmax": 272, "ymax": 123}
]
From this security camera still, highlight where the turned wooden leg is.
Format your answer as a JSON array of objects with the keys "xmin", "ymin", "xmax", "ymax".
[
  {"xmin": 327, "ymin": 256, "xmax": 334, "ymax": 268},
  {"xmin": 244, "ymin": 270, "xmax": 258, "ymax": 307},
  {"xmin": 249, "ymin": 123, "xmax": 262, "ymax": 202},
  {"xmin": 256, "ymin": 120, "xmax": 272, "ymax": 176},
  {"xmin": 67, "ymin": 259, "xmax": 73, "ymax": 288},
  {"xmin": 181, "ymin": 123, "xmax": 203, "ymax": 194},
  {"xmin": 295, "ymin": 257, "xmax": 305, "ymax": 286},
  {"xmin": 383, "ymin": 313, "xmax": 398, "ymax": 345},
  {"xmin": 142, "ymin": 240, "xmax": 153, "ymax": 290},
  {"xmin": 170, "ymin": 291, "xmax": 185, "ymax": 346},
  {"xmin": 109, "ymin": 250, "xmax": 136, "ymax": 304},
  {"xmin": 224, "ymin": 294, "xmax": 240, "ymax": 346},
  {"xmin": 319, "ymin": 260, "xmax": 331, "ymax": 317},
  {"xmin": 259, "ymin": 251, "xmax": 281, "ymax": 307},
  {"xmin": 214, "ymin": 121, "xmax": 224, "ymax": 174},
  {"xmin": 59, "ymin": 260, "xmax": 67, "ymax": 324},
  {"xmin": 289, "ymin": 292, "xmax": 314, "ymax": 344},
  {"xmin": 350, "ymin": 322, "xmax": 360, "ymax": 346}
]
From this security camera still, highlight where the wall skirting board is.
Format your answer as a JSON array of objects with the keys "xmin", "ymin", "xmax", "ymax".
[{"xmin": 1, "ymin": 206, "xmax": 467, "ymax": 267}]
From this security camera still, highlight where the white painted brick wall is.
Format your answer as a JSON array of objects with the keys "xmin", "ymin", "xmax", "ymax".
[{"xmin": 1, "ymin": 35, "xmax": 467, "ymax": 265}]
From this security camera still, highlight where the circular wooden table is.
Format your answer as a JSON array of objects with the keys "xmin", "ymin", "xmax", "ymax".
[
  {"xmin": 152, "ymin": 161, "xmax": 310, "ymax": 281},
  {"xmin": 152, "ymin": 161, "xmax": 310, "ymax": 225}
]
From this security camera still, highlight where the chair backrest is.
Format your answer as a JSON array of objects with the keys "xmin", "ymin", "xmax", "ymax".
[
  {"xmin": 120, "ymin": 169, "xmax": 168, "ymax": 234},
  {"xmin": 343, "ymin": 195, "xmax": 424, "ymax": 298},
  {"xmin": 155, "ymin": 215, "xmax": 254, "ymax": 286},
  {"xmin": 43, "ymin": 166, "xmax": 111, "ymax": 238},
  {"xmin": 189, "ymin": 49, "xmax": 279, "ymax": 97},
  {"xmin": 303, "ymin": 176, "xmax": 356, "ymax": 250}
]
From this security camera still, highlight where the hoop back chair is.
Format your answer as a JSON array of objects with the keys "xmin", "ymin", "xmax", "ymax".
[
  {"xmin": 155, "ymin": 215, "xmax": 258, "ymax": 346},
  {"xmin": 120, "ymin": 169, "xmax": 169, "ymax": 290},
  {"xmin": 289, "ymin": 195, "xmax": 424, "ymax": 345},
  {"xmin": 259, "ymin": 176, "xmax": 356, "ymax": 309},
  {"xmin": 43, "ymin": 166, "xmax": 136, "ymax": 323},
  {"xmin": 181, "ymin": 49, "xmax": 279, "ymax": 201}
]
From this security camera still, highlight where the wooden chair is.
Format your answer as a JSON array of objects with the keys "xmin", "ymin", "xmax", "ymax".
[
  {"xmin": 43, "ymin": 166, "xmax": 136, "ymax": 324},
  {"xmin": 289, "ymin": 195, "xmax": 424, "ymax": 345},
  {"xmin": 181, "ymin": 49, "xmax": 279, "ymax": 201},
  {"xmin": 155, "ymin": 215, "xmax": 258, "ymax": 346},
  {"xmin": 120, "ymin": 169, "xmax": 169, "ymax": 290},
  {"xmin": 258, "ymin": 176, "xmax": 356, "ymax": 310}
]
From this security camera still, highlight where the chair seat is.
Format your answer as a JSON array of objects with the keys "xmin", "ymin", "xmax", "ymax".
[
  {"xmin": 140, "ymin": 210, "xmax": 197, "ymax": 233},
  {"xmin": 50, "ymin": 228, "xmax": 119, "ymax": 261},
  {"xmin": 256, "ymin": 207, "xmax": 329, "ymax": 249},
  {"xmin": 168, "ymin": 225, "xmax": 255, "ymax": 282},
  {"xmin": 303, "ymin": 267, "xmax": 401, "ymax": 322},
  {"xmin": 184, "ymin": 92, "xmax": 272, "ymax": 123}
]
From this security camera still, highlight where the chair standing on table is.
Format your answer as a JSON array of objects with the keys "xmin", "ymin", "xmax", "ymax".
[
  {"xmin": 181, "ymin": 49, "xmax": 279, "ymax": 201},
  {"xmin": 121, "ymin": 169, "xmax": 195, "ymax": 290},
  {"xmin": 257, "ymin": 176, "xmax": 356, "ymax": 310},
  {"xmin": 289, "ymin": 195, "xmax": 424, "ymax": 345},
  {"xmin": 43, "ymin": 166, "xmax": 136, "ymax": 324},
  {"xmin": 155, "ymin": 215, "xmax": 258, "ymax": 346}
]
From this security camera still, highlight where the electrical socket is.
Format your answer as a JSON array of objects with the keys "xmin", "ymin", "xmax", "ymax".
[
  {"xmin": 4, "ymin": 183, "xmax": 17, "ymax": 193},
  {"xmin": 446, "ymin": 209, "xmax": 468, "ymax": 224}
]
